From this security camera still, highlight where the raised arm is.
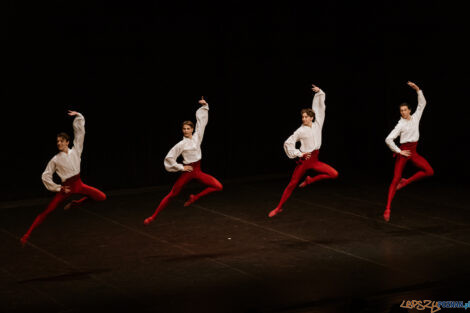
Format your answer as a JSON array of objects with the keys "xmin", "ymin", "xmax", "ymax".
[
  {"xmin": 68, "ymin": 110, "xmax": 85, "ymax": 156},
  {"xmin": 41, "ymin": 158, "xmax": 61, "ymax": 192},
  {"xmin": 284, "ymin": 129, "xmax": 303, "ymax": 159},
  {"xmin": 311, "ymin": 84, "xmax": 326, "ymax": 127},
  {"xmin": 408, "ymin": 81, "xmax": 426, "ymax": 121},
  {"xmin": 194, "ymin": 96, "xmax": 209, "ymax": 144}
]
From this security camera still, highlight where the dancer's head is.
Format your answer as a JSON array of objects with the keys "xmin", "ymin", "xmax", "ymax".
[
  {"xmin": 56, "ymin": 132, "xmax": 70, "ymax": 152},
  {"xmin": 182, "ymin": 121, "xmax": 194, "ymax": 138},
  {"xmin": 301, "ymin": 108, "xmax": 315, "ymax": 126},
  {"xmin": 399, "ymin": 103, "xmax": 411, "ymax": 120}
]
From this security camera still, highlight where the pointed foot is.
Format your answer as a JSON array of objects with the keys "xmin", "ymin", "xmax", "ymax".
[
  {"xmin": 64, "ymin": 200, "xmax": 76, "ymax": 211},
  {"xmin": 184, "ymin": 194, "xmax": 196, "ymax": 207},
  {"xmin": 383, "ymin": 209, "xmax": 391, "ymax": 222},
  {"xmin": 20, "ymin": 234, "xmax": 30, "ymax": 246},
  {"xmin": 144, "ymin": 217, "xmax": 154, "ymax": 225},
  {"xmin": 268, "ymin": 208, "xmax": 283, "ymax": 218},
  {"xmin": 299, "ymin": 176, "xmax": 311, "ymax": 188},
  {"xmin": 396, "ymin": 178, "xmax": 407, "ymax": 191}
]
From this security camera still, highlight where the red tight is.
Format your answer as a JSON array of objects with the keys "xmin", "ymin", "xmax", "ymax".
[
  {"xmin": 21, "ymin": 174, "xmax": 106, "ymax": 244},
  {"xmin": 272, "ymin": 150, "xmax": 338, "ymax": 215},
  {"xmin": 386, "ymin": 142, "xmax": 434, "ymax": 211},
  {"xmin": 145, "ymin": 161, "xmax": 222, "ymax": 222}
]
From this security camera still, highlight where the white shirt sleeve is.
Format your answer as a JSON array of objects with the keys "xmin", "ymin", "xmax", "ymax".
[
  {"xmin": 284, "ymin": 129, "xmax": 303, "ymax": 159},
  {"xmin": 41, "ymin": 158, "xmax": 62, "ymax": 192},
  {"xmin": 385, "ymin": 123, "xmax": 402, "ymax": 154},
  {"xmin": 194, "ymin": 105, "xmax": 209, "ymax": 145},
  {"xmin": 72, "ymin": 113, "xmax": 85, "ymax": 157},
  {"xmin": 312, "ymin": 90, "xmax": 326, "ymax": 128},
  {"xmin": 164, "ymin": 142, "xmax": 185, "ymax": 172},
  {"xmin": 412, "ymin": 90, "xmax": 427, "ymax": 122}
]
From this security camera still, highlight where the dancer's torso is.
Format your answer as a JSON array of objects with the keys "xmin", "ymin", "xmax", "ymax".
[
  {"xmin": 397, "ymin": 115, "xmax": 421, "ymax": 144},
  {"xmin": 296, "ymin": 123, "xmax": 323, "ymax": 153},
  {"xmin": 179, "ymin": 135, "xmax": 202, "ymax": 164},
  {"xmin": 52, "ymin": 148, "xmax": 81, "ymax": 182}
]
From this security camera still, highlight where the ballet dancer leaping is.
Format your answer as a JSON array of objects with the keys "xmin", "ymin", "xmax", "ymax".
[
  {"xmin": 144, "ymin": 97, "xmax": 223, "ymax": 225},
  {"xmin": 21, "ymin": 110, "xmax": 106, "ymax": 245},
  {"xmin": 269, "ymin": 84, "xmax": 338, "ymax": 218},
  {"xmin": 383, "ymin": 81, "xmax": 434, "ymax": 222}
]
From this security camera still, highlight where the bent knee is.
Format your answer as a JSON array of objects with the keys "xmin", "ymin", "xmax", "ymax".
[
  {"xmin": 99, "ymin": 193, "xmax": 107, "ymax": 201},
  {"xmin": 426, "ymin": 167, "xmax": 434, "ymax": 177},
  {"xmin": 330, "ymin": 170, "xmax": 339, "ymax": 179},
  {"xmin": 216, "ymin": 182, "xmax": 223, "ymax": 191}
]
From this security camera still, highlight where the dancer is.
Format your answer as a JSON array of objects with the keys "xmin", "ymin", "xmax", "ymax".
[
  {"xmin": 144, "ymin": 97, "xmax": 223, "ymax": 225},
  {"xmin": 269, "ymin": 84, "xmax": 338, "ymax": 218},
  {"xmin": 383, "ymin": 81, "xmax": 434, "ymax": 222},
  {"xmin": 21, "ymin": 111, "xmax": 106, "ymax": 245}
]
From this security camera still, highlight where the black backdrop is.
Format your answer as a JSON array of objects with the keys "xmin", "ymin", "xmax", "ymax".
[{"xmin": 3, "ymin": 0, "xmax": 469, "ymax": 200}]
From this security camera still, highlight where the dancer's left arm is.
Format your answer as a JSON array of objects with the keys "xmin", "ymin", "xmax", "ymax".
[
  {"xmin": 68, "ymin": 110, "xmax": 85, "ymax": 157},
  {"xmin": 311, "ymin": 84, "xmax": 326, "ymax": 127},
  {"xmin": 194, "ymin": 97, "xmax": 209, "ymax": 144}
]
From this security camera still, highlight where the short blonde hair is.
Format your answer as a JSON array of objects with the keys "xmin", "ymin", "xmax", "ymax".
[{"xmin": 182, "ymin": 121, "xmax": 194, "ymax": 129}]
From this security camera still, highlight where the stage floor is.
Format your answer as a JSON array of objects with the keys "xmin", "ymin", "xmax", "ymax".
[{"xmin": 1, "ymin": 176, "xmax": 469, "ymax": 313}]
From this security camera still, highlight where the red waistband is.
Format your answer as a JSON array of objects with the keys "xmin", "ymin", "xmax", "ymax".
[
  {"xmin": 297, "ymin": 150, "xmax": 319, "ymax": 164},
  {"xmin": 302, "ymin": 149, "xmax": 319, "ymax": 158},
  {"xmin": 400, "ymin": 141, "xmax": 418, "ymax": 150},
  {"xmin": 393, "ymin": 142, "xmax": 418, "ymax": 157},
  {"xmin": 63, "ymin": 174, "xmax": 81, "ymax": 184},
  {"xmin": 186, "ymin": 160, "xmax": 201, "ymax": 168}
]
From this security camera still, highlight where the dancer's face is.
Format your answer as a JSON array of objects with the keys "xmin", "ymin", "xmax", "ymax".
[
  {"xmin": 57, "ymin": 137, "xmax": 69, "ymax": 152},
  {"xmin": 400, "ymin": 105, "xmax": 411, "ymax": 120},
  {"xmin": 302, "ymin": 113, "xmax": 314, "ymax": 126},
  {"xmin": 182, "ymin": 125, "xmax": 194, "ymax": 138}
]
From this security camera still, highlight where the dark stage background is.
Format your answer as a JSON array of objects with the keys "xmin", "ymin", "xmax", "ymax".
[{"xmin": 3, "ymin": 0, "xmax": 469, "ymax": 200}]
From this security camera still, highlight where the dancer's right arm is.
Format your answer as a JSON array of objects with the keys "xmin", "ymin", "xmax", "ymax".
[
  {"xmin": 41, "ymin": 158, "xmax": 62, "ymax": 192},
  {"xmin": 164, "ymin": 142, "xmax": 192, "ymax": 172},
  {"xmin": 284, "ymin": 130, "xmax": 309, "ymax": 159},
  {"xmin": 385, "ymin": 124, "xmax": 411, "ymax": 157}
]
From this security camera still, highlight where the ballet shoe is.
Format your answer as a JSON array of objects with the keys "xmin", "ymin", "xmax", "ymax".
[
  {"xmin": 184, "ymin": 194, "xmax": 196, "ymax": 207},
  {"xmin": 20, "ymin": 234, "xmax": 30, "ymax": 246},
  {"xmin": 144, "ymin": 217, "xmax": 154, "ymax": 225},
  {"xmin": 268, "ymin": 207, "xmax": 283, "ymax": 218},
  {"xmin": 383, "ymin": 209, "xmax": 391, "ymax": 222},
  {"xmin": 299, "ymin": 176, "xmax": 311, "ymax": 188},
  {"xmin": 396, "ymin": 178, "xmax": 407, "ymax": 191},
  {"xmin": 64, "ymin": 200, "xmax": 79, "ymax": 211}
]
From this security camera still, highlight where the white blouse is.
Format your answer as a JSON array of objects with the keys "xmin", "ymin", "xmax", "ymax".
[
  {"xmin": 284, "ymin": 90, "xmax": 326, "ymax": 159},
  {"xmin": 385, "ymin": 90, "xmax": 427, "ymax": 153},
  {"xmin": 42, "ymin": 113, "xmax": 85, "ymax": 192},
  {"xmin": 164, "ymin": 105, "xmax": 209, "ymax": 172}
]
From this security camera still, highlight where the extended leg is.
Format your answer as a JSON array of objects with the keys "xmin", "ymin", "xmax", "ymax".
[
  {"xmin": 144, "ymin": 173, "xmax": 192, "ymax": 225},
  {"xmin": 184, "ymin": 171, "xmax": 223, "ymax": 207},
  {"xmin": 299, "ymin": 160, "xmax": 339, "ymax": 187},
  {"xmin": 64, "ymin": 183, "xmax": 107, "ymax": 210},
  {"xmin": 21, "ymin": 191, "xmax": 70, "ymax": 245},
  {"xmin": 269, "ymin": 162, "xmax": 308, "ymax": 217},
  {"xmin": 384, "ymin": 156, "xmax": 408, "ymax": 221},
  {"xmin": 397, "ymin": 153, "xmax": 434, "ymax": 190}
]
